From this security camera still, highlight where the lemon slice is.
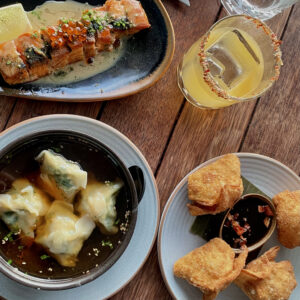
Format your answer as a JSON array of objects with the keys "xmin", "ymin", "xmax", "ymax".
[{"xmin": 0, "ymin": 4, "xmax": 32, "ymax": 44}]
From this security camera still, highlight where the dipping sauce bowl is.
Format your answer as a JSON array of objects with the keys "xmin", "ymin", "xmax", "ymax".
[{"xmin": 219, "ymin": 193, "xmax": 276, "ymax": 254}]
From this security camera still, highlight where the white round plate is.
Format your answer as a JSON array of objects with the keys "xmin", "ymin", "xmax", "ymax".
[
  {"xmin": 0, "ymin": 115, "xmax": 159, "ymax": 300},
  {"xmin": 158, "ymin": 153, "xmax": 300, "ymax": 300}
]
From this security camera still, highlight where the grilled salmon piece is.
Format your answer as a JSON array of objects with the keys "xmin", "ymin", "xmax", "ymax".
[
  {"xmin": 67, "ymin": 40, "xmax": 85, "ymax": 64},
  {"xmin": 86, "ymin": 8, "xmax": 116, "ymax": 52},
  {"xmin": 104, "ymin": 0, "xmax": 126, "ymax": 19},
  {"xmin": 0, "ymin": 0, "xmax": 150, "ymax": 85},
  {"xmin": 40, "ymin": 28, "xmax": 71, "ymax": 70},
  {"xmin": 0, "ymin": 40, "xmax": 29, "ymax": 85},
  {"xmin": 121, "ymin": 0, "xmax": 150, "ymax": 34},
  {"xmin": 83, "ymin": 35, "xmax": 96, "ymax": 63},
  {"xmin": 96, "ymin": 27, "xmax": 116, "ymax": 52},
  {"xmin": 14, "ymin": 33, "xmax": 51, "ymax": 81}
]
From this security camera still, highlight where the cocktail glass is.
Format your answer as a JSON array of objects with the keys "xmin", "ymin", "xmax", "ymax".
[
  {"xmin": 221, "ymin": 0, "xmax": 299, "ymax": 21},
  {"xmin": 177, "ymin": 15, "xmax": 282, "ymax": 109}
]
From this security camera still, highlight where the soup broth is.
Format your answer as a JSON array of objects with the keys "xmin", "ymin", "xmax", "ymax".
[{"xmin": 0, "ymin": 132, "xmax": 135, "ymax": 279}]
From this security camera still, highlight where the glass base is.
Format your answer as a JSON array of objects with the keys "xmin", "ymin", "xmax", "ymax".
[
  {"xmin": 220, "ymin": 0, "xmax": 282, "ymax": 21},
  {"xmin": 177, "ymin": 61, "xmax": 215, "ymax": 110}
]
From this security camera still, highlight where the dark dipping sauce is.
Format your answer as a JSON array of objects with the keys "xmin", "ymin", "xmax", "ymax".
[
  {"xmin": 221, "ymin": 196, "xmax": 274, "ymax": 249},
  {"xmin": 0, "ymin": 131, "xmax": 136, "ymax": 280}
]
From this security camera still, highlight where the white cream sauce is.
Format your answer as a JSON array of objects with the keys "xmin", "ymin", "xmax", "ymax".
[{"xmin": 27, "ymin": 1, "xmax": 125, "ymax": 85}]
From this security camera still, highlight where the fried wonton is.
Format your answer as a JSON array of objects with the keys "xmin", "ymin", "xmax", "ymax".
[
  {"xmin": 234, "ymin": 246, "xmax": 297, "ymax": 300},
  {"xmin": 188, "ymin": 154, "xmax": 243, "ymax": 216},
  {"xmin": 173, "ymin": 238, "xmax": 248, "ymax": 300},
  {"xmin": 273, "ymin": 190, "xmax": 300, "ymax": 249}
]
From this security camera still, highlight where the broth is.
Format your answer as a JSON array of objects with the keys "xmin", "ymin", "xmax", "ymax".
[{"xmin": 0, "ymin": 132, "xmax": 134, "ymax": 279}]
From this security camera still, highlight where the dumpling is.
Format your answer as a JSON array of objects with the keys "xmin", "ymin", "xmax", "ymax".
[
  {"xmin": 35, "ymin": 150, "xmax": 87, "ymax": 203},
  {"xmin": 273, "ymin": 190, "xmax": 300, "ymax": 249},
  {"xmin": 234, "ymin": 246, "xmax": 297, "ymax": 300},
  {"xmin": 0, "ymin": 178, "xmax": 50, "ymax": 237},
  {"xmin": 188, "ymin": 154, "xmax": 243, "ymax": 216},
  {"xmin": 76, "ymin": 180, "xmax": 123, "ymax": 235},
  {"xmin": 174, "ymin": 238, "xmax": 248, "ymax": 300},
  {"xmin": 35, "ymin": 200, "xmax": 95, "ymax": 267}
]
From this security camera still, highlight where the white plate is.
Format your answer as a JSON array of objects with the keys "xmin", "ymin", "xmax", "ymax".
[
  {"xmin": 0, "ymin": 115, "xmax": 159, "ymax": 300},
  {"xmin": 158, "ymin": 153, "xmax": 300, "ymax": 300}
]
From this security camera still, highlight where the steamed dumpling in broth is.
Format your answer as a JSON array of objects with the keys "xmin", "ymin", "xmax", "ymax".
[
  {"xmin": 77, "ymin": 180, "xmax": 123, "ymax": 235},
  {"xmin": 35, "ymin": 150, "xmax": 87, "ymax": 203},
  {"xmin": 0, "ymin": 178, "xmax": 50, "ymax": 237},
  {"xmin": 35, "ymin": 200, "xmax": 95, "ymax": 267}
]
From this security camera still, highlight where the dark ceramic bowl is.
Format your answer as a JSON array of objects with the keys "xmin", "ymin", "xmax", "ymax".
[
  {"xmin": 0, "ymin": 130, "xmax": 145, "ymax": 290},
  {"xmin": 0, "ymin": 0, "xmax": 175, "ymax": 101},
  {"xmin": 219, "ymin": 193, "xmax": 276, "ymax": 254}
]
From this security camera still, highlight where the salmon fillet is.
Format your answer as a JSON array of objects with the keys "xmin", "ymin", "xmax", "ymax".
[{"xmin": 0, "ymin": 0, "xmax": 150, "ymax": 85}]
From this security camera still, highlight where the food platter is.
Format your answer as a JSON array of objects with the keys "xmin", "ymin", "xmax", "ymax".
[
  {"xmin": 0, "ymin": 0, "xmax": 175, "ymax": 102},
  {"xmin": 158, "ymin": 153, "xmax": 300, "ymax": 300},
  {"xmin": 0, "ymin": 114, "xmax": 160, "ymax": 299}
]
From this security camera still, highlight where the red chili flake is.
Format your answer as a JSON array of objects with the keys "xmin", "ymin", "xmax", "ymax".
[
  {"xmin": 244, "ymin": 223, "xmax": 251, "ymax": 230},
  {"xmin": 264, "ymin": 206, "xmax": 274, "ymax": 216},
  {"xmin": 264, "ymin": 217, "xmax": 271, "ymax": 228},
  {"xmin": 232, "ymin": 221, "xmax": 247, "ymax": 236},
  {"xmin": 227, "ymin": 214, "xmax": 234, "ymax": 221},
  {"xmin": 258, "ymin": 205, "xmax": 265, "ymax": 213}
]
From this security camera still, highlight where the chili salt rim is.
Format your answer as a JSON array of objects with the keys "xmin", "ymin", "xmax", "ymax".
[{"xmin": 198, "ymin": 15, "xmax": 283, "ymax": 101}]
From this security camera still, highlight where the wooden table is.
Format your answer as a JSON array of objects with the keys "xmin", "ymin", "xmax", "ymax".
[{"xmin": 0, "ymin": 1, "xmax": 299, "ymax": 299}]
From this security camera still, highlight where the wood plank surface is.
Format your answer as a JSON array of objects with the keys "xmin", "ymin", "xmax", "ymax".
[
  {"xmin": 5, "ymin": 100, "xmax": 102, "ymax": 129},
  {"xmin": 100, "ymin": 0, "xmax": 221, "ymax": 172},
  {"xmin": 240, "ymin": 4, "xmax": 300, "ymax": 173},
  {"xmin": 110, "ymin": 1, "xmax": 223, "ymax": 299},
  {"xmin": 0, "ymin": 97, "xmax": 15, "ymax": 131}
]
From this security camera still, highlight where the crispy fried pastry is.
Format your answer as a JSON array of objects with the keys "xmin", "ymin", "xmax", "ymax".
[
  {"xmin": 234, "ymin": 246, "xmax": 297, "ymax": 300},
  {"xmin": 173, "ymin": 238, "xmax": 248, "ymax": 300},
  {"xmin": 188, "ymin": 154, "xmax": 243, "ymax": 216},
  {"xmin": 273, "ymin": 190, "xmax": 300, "ymax": 249}
]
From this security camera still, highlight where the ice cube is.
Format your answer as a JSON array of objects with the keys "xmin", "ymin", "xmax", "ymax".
[
  {"xmin": 206, "ymin": 44, "xmax": 242, "ymax": 89},
  {"xmin": 206, "ymin": 29, "xmax": 260, "ymax": 90}
]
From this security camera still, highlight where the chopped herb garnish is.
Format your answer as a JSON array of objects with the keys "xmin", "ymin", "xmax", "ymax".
[
  {"xmin": 31, "ymin": 10, "xmax": 41, "ymax": 20},
  {"xmin": 18, "ymin": 245, "xmax": 24, "ymax": 250},
  {"xmin": 31, "ymin": 32, "xmax": 38, "ymax": 39},
  {"xmin": 60, "ymin": 17, "xmax": 70, "ymax": 24},
  {"xmin": 101, "ymin": 240, "xmax": 113, "ymax": 249},
  {"xmin": 40, "ymin": 254, "xmax": 50, "ymax": 260},
  {"xmin": 53, "ymin": 70, "xmax": 68, "ymax": 77},
  {"xmin": 112, "ymin": 18, "xmax": 132, "ymax": 30},
  {"xmin": 2, "ymin": 231, "xmax": 15, "ymax": 242},
  {"xmin": 7, "ymin": 259, "xmax": 12, "ymax": 265},
  {"xmin": 6, "ymin": 60, "xmax": 12, "ymax": 65},
  {"xmin": 114, "ymin": 219, "xmax": 120, "ymax": 225},
  {"xmin": 51, "ymin": 146, "xmax": 61, "ymax": 153}
]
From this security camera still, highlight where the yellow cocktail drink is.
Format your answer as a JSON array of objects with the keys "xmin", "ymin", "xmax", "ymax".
[{"xmin": 177, "ymin": 15, "xmax": 282, "ymax": 109}]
